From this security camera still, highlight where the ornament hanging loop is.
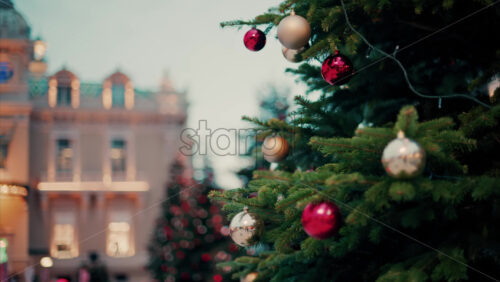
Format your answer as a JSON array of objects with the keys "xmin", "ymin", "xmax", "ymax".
[
  {"xmin": 393, "ymin": 45, "xmax": 399, "ymax": 57},
  {"xmin": 365, "ymin": 46, "xmax": 373, "ymax": 58},
  {"xmin": 397, "ymin": 130, "xmax": 405, "ymax": 139}
]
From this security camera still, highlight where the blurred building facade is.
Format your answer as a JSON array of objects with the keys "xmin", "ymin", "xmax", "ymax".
[{"xmin": 0, "ymin": 1, "xmax": 189, "ymax": 281}]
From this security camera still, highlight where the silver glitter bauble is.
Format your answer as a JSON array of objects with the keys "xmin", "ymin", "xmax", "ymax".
[
  {"xmin": 229, "ymin": 207, "xmax": 262, "ymax": 247},
  {"xmin": 282, "ymin": 45, "xmax": 307, "ymax": 63},
  {"xmin": 277, "ymin": 10, "xmax": 311, "ymax": 50},
  {"xmin": 381, "ymin": 131, "xmax": 426, "ymax": 179},
  {"xmin": 262, "ymin": 135, "xmax": 289, "ymax": 163}
]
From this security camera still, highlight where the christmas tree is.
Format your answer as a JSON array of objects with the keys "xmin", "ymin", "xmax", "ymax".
[
  {"xmin": 147, "ymin": 155, "xmax": 241, "ymax": 281},
  {"xmin": 209, "ymin": 0, "xmax": 500, "ymax": 281}
]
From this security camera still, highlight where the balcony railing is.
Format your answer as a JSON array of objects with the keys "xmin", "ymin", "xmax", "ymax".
[
  {"xmin": 38, "ymin": 171, "xmax": 149, "ymax": 192},
  {"xmin": 40, "ymin": 171, "xmax": 146, "ymax": 182}
]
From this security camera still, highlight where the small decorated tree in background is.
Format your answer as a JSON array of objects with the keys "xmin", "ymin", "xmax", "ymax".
[
  {"xmin": 237, "ymin": 85, "xmax": 291, "ymax": 186},
  {"xmin": 147, "ymin": 155, "xmax": 241, "ymax": 281},
  {"xmin": 257, "ymin": 85, "xmax": 290, "ymax": 122}
]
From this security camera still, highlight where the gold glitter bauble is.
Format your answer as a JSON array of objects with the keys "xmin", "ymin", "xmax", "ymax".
[
  {"xmin": 381, "ymin": 131, "xmax": 426, "ymax": 179},
  {"xmin": 262, "ymin": 135, "xmax": 289, "ymax": 163}
]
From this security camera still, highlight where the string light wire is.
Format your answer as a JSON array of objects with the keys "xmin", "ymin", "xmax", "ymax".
[{"xmin": 338, "ymin": 0, "xmax": 496, "ymax": 109}]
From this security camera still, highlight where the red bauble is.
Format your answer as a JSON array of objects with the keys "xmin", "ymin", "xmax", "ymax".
[
  {"xmin": 176, "ymin": 250, "xmax": 185, "ymax": 259},
  {"xmin": 212, "ymin": 214, "xmax": 223, "ymax": 224},
  {"xmin": 321, "ymin": 51, "xmax": 354, "ymax": 85},
  {"xmin": 180, "ymin": 272, "xmax": 190, "ymax": 280},
  {"xmin": 213, "ymin": 274, "xmax": 223, "ymax": 282},
  {"xmin": 244, "ymin": 28, "xmax": 266, "ymax": 51},
  {"xmin": 209, "ymin": 205, "xmax": 219, "ymax": 214},
  {"xmin": 163, "ymin": 225, "xmax": 173, "ymax": 239},
  {"xmin": 201, "ymin": 253, "xmax": 211, "ymax": 262},
  {"xmin": 228, "ymin": 243, "xmax": 239, "ymax": 253},
  {"xmin": 301, "ymin": 201, "xmax": 341, "ymax": 239},
  {"xmin": 181, "ymin": 218, "xmax": 189, "ymax": 227},
  {"xmin": 181, "ymin": 201, "xmax": 190, "ymax": 212},
  {"xmin": 198, "ymin": 194, "xmax": 207, "ymax": 204}
]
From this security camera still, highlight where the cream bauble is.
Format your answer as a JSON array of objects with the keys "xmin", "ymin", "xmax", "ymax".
[
  {"xmin": 282, "ymin": 45, "xmax": 307, "ymax": 63},
  {"xmin": 262, "ymin": 135, "xmax": 289, "ymax": 163},
  {"xmin": 277, "ymin": 10, "xmax": 311, "ymax": 49},
  {"xmin": 381, "ymin": 131, "xmax": 426, "ymax": 179},
  {"xmin": 229, "ymin": 207, "xmax": 262, "ymax": 247}
]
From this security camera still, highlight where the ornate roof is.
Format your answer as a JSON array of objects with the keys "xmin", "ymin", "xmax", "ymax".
[
  {"xmin": 160, "ymin": 72, "xmax": 175, "ymax": 93},
  {"xmin": 0, "ymin": 0, "xmax": 30, "ymax": 39},
  {"xmin": 105, "ymin": 71, "xmax": 130, "ymax": 85},
  {"xmin": 51, "ymin": 69, "xmax": 77, "ymax": 85}
]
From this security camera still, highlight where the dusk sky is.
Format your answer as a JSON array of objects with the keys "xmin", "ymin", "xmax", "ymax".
[{"xmin": 17, "ymin": 0, "xmax": 307, "ymax": 188}]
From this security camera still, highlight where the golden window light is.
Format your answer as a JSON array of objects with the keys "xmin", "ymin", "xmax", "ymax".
[
  {"xmin": 51, "ymin": 224, "xmax": 78, "ymax": 259},
  {"xmin": 106, "ymin": 221, "xmax": 133, "ymax": 257}
]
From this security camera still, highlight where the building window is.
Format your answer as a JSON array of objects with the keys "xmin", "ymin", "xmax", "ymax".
[
  {"xmin": 51, "ymin": 211, "xmax": 78, "ymax": 259},
  {"xmin": 112, "ymin": 84, "xmax": 125, "ymax": 108},
  {"xmin": 107, "ymin": 207, "xmax": 133, "ymax": 257},
  {"xmin": 0, "ymin": 142, "xmax": 7, "ymax": 169},
  {"xmin": 52, "ymin": 224, "xmax": 75, "ymax": 258},
  {"xmin": 106, "ymin": 222, "xmax": 131, "ymax": 257},
  {"xmin": 56, "ymin": 139, "xmax": 73, "ymax": 173},
  {"xmin": 50, "ymin": 70, "xmax": 79, "ymax": 108},
  {"xmin": 111, "ymin": 139, "xmax": 126, "ymax": 174},
  {"xmin": 57, "ymin": 86, "xmax": 72, "ymax": 106},
  {"xmin": 1, "ymin": 128, "xmax": 14, "ymax": 169}
]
